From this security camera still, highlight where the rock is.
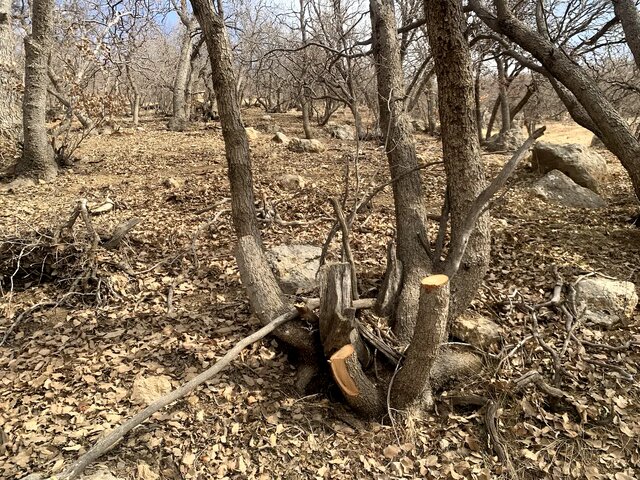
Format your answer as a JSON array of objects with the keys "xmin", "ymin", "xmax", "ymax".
[
  {"xmin": 272, "ymin": 132, "xmax": 290, "ymax": 144},
  {"xmin": 261, "ymin": 114, "xmax": 273, "ymax": 121},
  {"xmin": 531, "ymin": 142, "xmax": 607, "ymax": 193},
  {"xmin": 288, "ymin": 137, "xmax": 326, "ymax": 153},
  {"xmin": 575, "ymin": 276, "xmax": 638, "ymax": 328},
  {"xmin": 328, "ymin": 125, "xmax": 355, "ymax": 140},
  {"xmin": 532, "ymin": 170, "xmax": 606, "ymax": 209},
  {"xmin": 485, "ymin": 127, "xmax": 528, "ymax": 152},
  {"xmin": 267, "ymin": 244, "xmax": 322, "ymax": 294},
  {"xmin": 163, "ymin": 177, "xmax": 181, "ymax": 189},
  {"xmin": 131, "ymin": 375, "xmax": 173, "ymax": 405},
  {"xmin": 277, "ymin": 174, "xmax": 306, "ymax": 190},
  {"xmin": 451, "ymin": 311, "xmax": 502, "ymax": 350},
  {"xmin": 245, "ymin": 127, "xmax": 260, "ymax": 140},
  {"xmin": 256, "ymin": 122, "xmax": 281, "ymax": 134}
]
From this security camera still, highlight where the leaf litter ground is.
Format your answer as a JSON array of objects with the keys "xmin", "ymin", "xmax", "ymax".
[{"xmin": 0, "ymin": 111, "xmax": 638, "ymax": 479}]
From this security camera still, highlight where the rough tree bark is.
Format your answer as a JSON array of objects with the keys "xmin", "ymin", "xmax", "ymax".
[
  {"xmin": 495, "ymin": 53, "xmax": 511, "ymax": 134},
  {"xmin": 470, "ymin": 0, "xmax": 640, "ymax": 201},
  {"xmin": 427, "ymin": 0, "xmax": 490, "ymax": 321},
  {"xmin": 426, "ymin": 75, "xmax": 438, "ymax": 135},
  {"xmin": 0, "ymin": 0, "xmax": 22, "ymax": 142},
  {"xmin": 474, "ymin": 61, "xmax": 483, "ymax": 143},
  {"xmin": 189, "ymin": 0, "xmax": 319, "ymax": 385},
  {"xmin": 17, "ymin": 0, "xmax": 57, "ymax": 180},
  {"xmin": 169, "ymin": 22, "xmax": 196, "ymax": 131},
  {"xmin": 612, "ymin": 0, "xmax": 640, "ymax": 70},
  {"xmin": 370, "ymin": 0, "xmax": 433, "ymax": 343}
]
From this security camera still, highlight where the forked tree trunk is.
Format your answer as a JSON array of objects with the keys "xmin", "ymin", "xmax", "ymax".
[
  {"xmin": 17, "ymin": 0, "xmax": 56, "ymax": 180},
  {"xmin": 471, "ymin": 0, "xmax": 640, "ymax": 201},
  {"xmin": 169, "ymin": 24, "xmax": 195, "ymax": 131},
  {"xmin": 426, "ymin": 0, "xmax": 490, "ymax": 322},
  {"xmin": 189, "ymin": 0, "xmax": 319, "ymax": 385},
  {"xmin": 0, "ymin": 0, "xmax": 22, "ymax": 142},
  {"xmin": 370, "ymin": 0, "xmax": 432, "ymax": 343}
]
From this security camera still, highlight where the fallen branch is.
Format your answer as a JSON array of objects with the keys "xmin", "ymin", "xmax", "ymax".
[
  {"xmin": 103, "ymin": 217, "xmax": 142, "ymax": 249},
  {"xmin": 37, "ymin": 307, "xmax": 301, "ymax": 480}
]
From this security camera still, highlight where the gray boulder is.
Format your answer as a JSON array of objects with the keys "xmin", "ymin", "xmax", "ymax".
[
  {"xmin": 531, "ymin": 142, "xmax": 607, "ymax": 193},
  {"xmin": 277, "ymin": 174, "xmax": 306, "ymax": 190},
  {"xmin": 485, "ymin": 127, "xmax": 528, "ymax": 152},
  {"xmin": 451, "ymin": 311, "xmax": 502, "ymax": 350},
  {"xmin": 328, "ymin": 125, "xmax": 355, "ymax": 140},
  {"xmin": 575, "ymin": 276, "xmax": 638, "ymax": 328},
  {"xmin": 267, "ymin": 244, "xmax": 322, "ymax": 294},
  {"xmin": 288, "ymin": 137, "xmax": 326, "ymax": 153},
  {"xmin": 532, "ymin": 170, "xmax": 606, "ymax": 209}
]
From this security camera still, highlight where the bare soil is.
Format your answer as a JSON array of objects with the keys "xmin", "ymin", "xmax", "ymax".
[{"xmin": 1, "ymin": 111, "xmax": 638, "ymax": 479}]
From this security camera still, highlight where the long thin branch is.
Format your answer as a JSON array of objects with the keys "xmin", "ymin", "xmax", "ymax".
[
  {"xmin": 44, "ymin": 307, "xmax": 302, "ymax": 480},
  {"xmin": 445, "ymin": 127, "xmax": 546, "ymax": 277}
]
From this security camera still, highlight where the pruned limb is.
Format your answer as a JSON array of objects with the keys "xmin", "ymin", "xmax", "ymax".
[
  {"xmin": 445, "ymin": 127, "xmax": 546, "ymax": 277},
  {"xmin": 79, "ymin": 199, "xmax": 100, "ymax": 248},
  {"xmin": 40, "ymin": 307, "xmax": 301, "ymax": 480},
  {"xmin": 392, "ymin": 275, "xmax": 450, "ymax": 410},
  {"xmin": 330, "ymin": 344, "xmax": 385, "ymax": 418},
  {"xmin": 103, "ymin": 217, "xmax": 142, "ymax": 249},
  {"xmin": 375, "ymin": 240, "xmax": 402, "ymax": 317}
]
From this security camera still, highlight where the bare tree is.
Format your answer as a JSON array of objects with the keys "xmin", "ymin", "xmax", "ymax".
[
  {"xmin": 17, "ymin": 0, "xmax": 57, "ymax": 180},
  {"xmin": 470, "ymin": 0, "xmax": 640, "ymax": 201},
  {"xmin": 0, "ymin": 0, "xmax": 21, "ymax": 143}
]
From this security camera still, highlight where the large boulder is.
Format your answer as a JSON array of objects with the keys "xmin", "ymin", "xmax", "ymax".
[
  {"xmin": 532, "ymin": 170, "xmax": 606, "ymax": 209},
  {"xmin": 288, "ymin": 137, "xmax": 326, "ymax": 153},
  {"xmin": 485, "ymin": 127, "xmax": 528, "ymax": 152},
  {"xmin": 451, "ymin": 311, "xmax": 502, "ymax": 350},
  {"xmin": 267, "ymin": 244, "xmax": 322, "ymax": 294},
  {"xmin": 328, "ymin": 125, "xmax": 355, "ymax": 140},
  {"xmin": 575, "ymin": 276, "xmax": 638, "ymax": 328},
  {"xmin": 531, "ymin": 142, "xmax": 607, "ymax": 193}
]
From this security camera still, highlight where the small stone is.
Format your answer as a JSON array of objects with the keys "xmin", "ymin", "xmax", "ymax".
[
  {"xmin": 288, "ymin": 137, "xmax": 325, "ymax": 153},
  {"xmin": 277, "ymin": 174, "xmax": 306, "ymax": 190},
  {"xmin": 451, "ymin": 311, "xmax": 502, "ymax": 350},
  {"xmin": 163, "ymin": 177, "xmax": 181, "ymax": 189},
  {"xmin": 272, "ymin": 132, "xmax": 290, "ymax": 144},
  {"xmin": 245, "ymin": 127, "xmax": 260, "ymax": 140},
  {"xmin": 328, "ymin": 125, "xmax": 355, "ymax": 140},
  {"xmin": 131, "ymin": 375, "xmax": 173, "ymax": 405}
]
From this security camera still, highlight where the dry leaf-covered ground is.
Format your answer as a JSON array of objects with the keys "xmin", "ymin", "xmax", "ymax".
[{"xmin": 1, "ymin": 110, "xmax": 639, "ymax": 480}]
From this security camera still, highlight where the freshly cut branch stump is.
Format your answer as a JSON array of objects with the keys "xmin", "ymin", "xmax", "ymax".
[
  {"xmin": 329, "ymin": 344, "xmax": 384, "ymax": 418},
  {"xmin": 392, "ymin": 274, "xmax": 450, "ymax": 410}
]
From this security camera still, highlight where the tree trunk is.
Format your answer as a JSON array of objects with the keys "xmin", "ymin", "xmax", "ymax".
[
  {"xmin": 474, "ymin": 61, "xmax": 483, "ymax": 143},
  {"xmin": 169, "ymin": 25, "xmax": 195, "ymax": 131},
  {"xmin": 0, "ymin": 0, "xmax": 22, "ymax": 142},
  {"xmin": 301, "ymin": 98, "xmax": 313, "ymax": 139},
  {"xmin": 484, "ymin": 95, "xmax": 500, "ymax": 140},
  {"xmin": 496, "ymin": 54, "xmax": 510, "ymax": 134},
  {"xmin": 370, "ymin": 0, "xmax": 432, "ymax": 343},
  {"xmin": 132, "ymin": 91, "xmax": 140, "ymax": 126},
  {"xmin": 426, "ymin": 0, "xmax": 490, "ymax": 321},
  {"xmin": 190, "ymin": 0, "xmax": 318, "ymax": 381},
  {"xmin": 17, "ymin": 0, "xmax": 56, "ymax": 180},
  {"xmin": 612, "ymin": 0, "xmax": 640, "ymax": 70},
  {"xmin": 509, "ymin": 82, "xmax": 536, "ymax": 122},
  {"xmin": 471, "ymin": 0, "xmax": 640, "ymax": 201}
]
